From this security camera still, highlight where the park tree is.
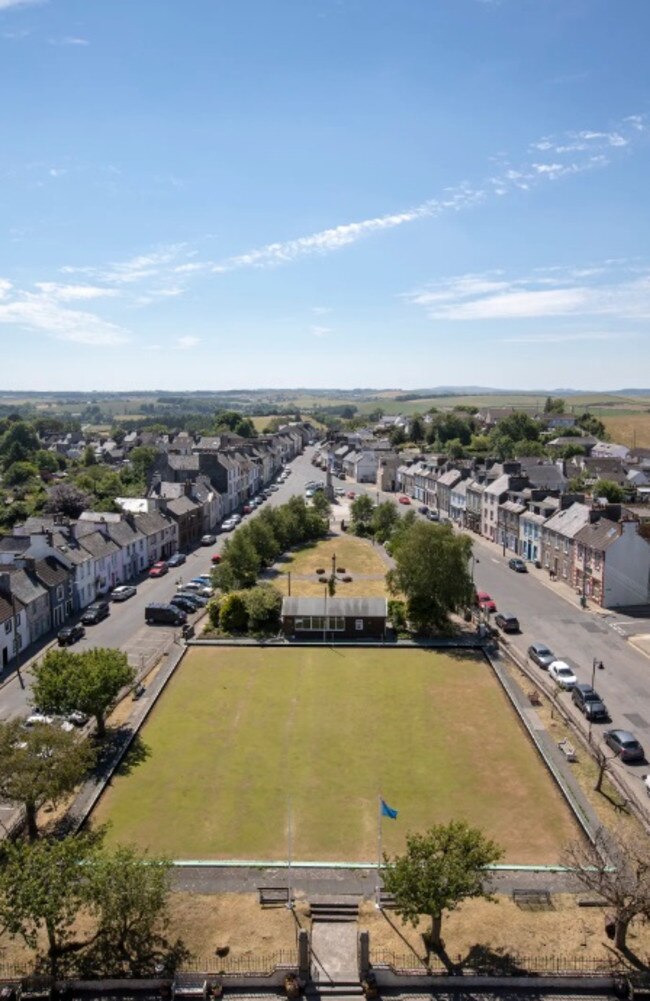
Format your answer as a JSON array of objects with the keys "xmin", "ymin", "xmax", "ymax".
[
  {"xmin": 244, "ymin": 583, "xmax": 283, "ymax": 633},
  {"xmin": 44, "ymin": 482, "xmax": 92, "ymax": 519},
  {"xmin": 245, "ymin": 517, "xmax": 281, "ymax": 567},
  {"xmin": 371, "ymin": 501, "xmax": 399, "ymax": 543},
  {"xmin": 564, "ymin": 826, "xmax": 650, "ymax": 950},
  {"xmin": 219, "ymin": 591, "xmax": 249, "ymax": 632},
  {"xmin": 592, "ymin": 479, "xmax": 625, "ymax": 503},
  {"xmin": 387, "ymin": 521, "xmax": 474, "ymax": 632},
  {"xmin": 0, "ymin": 833, "xmax": 102, "ymax": 979},
  {"xmin": 32, "ymin": 648, "xmax": 135, "ymax": 738},
  {"xmin": 220, "ymin": 530, "xmax": 261, "ymax": 588},
  {"xmin": 383, "ymin": 820, "xmax": 503, "ymax": 954},
  {"xmin": 311, "ymin": 489, "xmax": 331, "ymax": 519},
  {"xmin": 88, "ymin": 845, "xmax": 180, "ymax": 975},
  {"xmin": 351, "ymin": 494, "xmax": 374, "ymax": 534},
  {"xmin": 0, "ymin": 720, "xmax": 95, "ymax": 840}
]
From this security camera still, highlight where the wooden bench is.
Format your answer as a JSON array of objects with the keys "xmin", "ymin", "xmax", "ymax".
[
  {"xmin": 258, "ymin": 886, "xmax": 290, "ymax": 907},
  {"xmin": 558, "ymin": 738, "xmax": 577, "ymax": 762},
  {"xmin": 512, "ymin": 889, "xmax": 552, "ymax": 910}
]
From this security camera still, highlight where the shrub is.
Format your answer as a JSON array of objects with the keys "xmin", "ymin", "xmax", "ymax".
[
  {"xmin": 206, "ymin": 597, "xmax": 220, "ymax": 629},
  {"xmin": 244, "ymin": 584, "xmax": 282, "ymax": 633},
  {"xmin": 388, "ymin": 599, "xmax": 407, "ymax": 631},
  {"xmin": 219, "ymin": 592, "xmax": 249, "ymax": 633}
]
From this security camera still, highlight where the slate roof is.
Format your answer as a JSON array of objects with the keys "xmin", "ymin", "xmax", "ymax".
[
  {"xmin": 78, "ymin": 532, "xmax": 120, "ymax": 560},
  {"xmin": 134, "ymin": 511, "xmax": 175, "ymax": 537},
  {"xmin": 543, "ymin": 502, "xmax": 591, "ymax": 539},
  {"xmin": 517, "ymin": 459, "xmax": 568, "ymax": 491},
  {"xmin": 3, "ymin": 568, "xmax": 47, "ymax": 606},
  {"xmin": 282, "ymin": 596, "xmax": 388, "ymax": 618},
  {"xmin": 167, "ymin": 454, "xmax": 200, "ymax": 472},
  {"xmin": 105, "ymin": 520, "xmax": 145, "ymax": 548},
  {"xmin": 165, "ymin": 496, "xmax": 201, "ymax": 517},
  {"xmin": 34, "ymin": 556, "xmax": 71, "ymax": 588},
  {"xmin": 0, "ymin": 594, "xmax": 14, "ymax": 625},
  {"xmin": 0, "ymin": 536, "xmax": 30, "ymax": 555},
  {"xmin": 574, "ymin": 518, "xmax": 622, "ymax": 551}
]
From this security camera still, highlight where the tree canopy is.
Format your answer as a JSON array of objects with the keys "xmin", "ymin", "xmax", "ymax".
[
  {"xmin": 387, "ymin": 521, "xmax": 474, "ymax": 632},
  {"xmin": 32, "ymin": 648, "xmax": 135, "ymax": 738},
  {"xmin": 383, "ymin": 820, "xmax": 503, "ymax": 952},
  {"xmin": 0, "ymin": 720, "xmax": 95, "ymax": 840}
]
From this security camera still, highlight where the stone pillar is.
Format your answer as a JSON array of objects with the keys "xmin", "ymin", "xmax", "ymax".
[
  {"xmin": 297, "ymin": 929, "xmax": 310, "ymax": 981},
  {"xmin": 358, "ymin": 930, "xmax": 370, "ymax": 977}
]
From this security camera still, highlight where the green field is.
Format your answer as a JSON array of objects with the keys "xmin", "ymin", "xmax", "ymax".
[{"xmin": 93, "ymin": 648, "xmax": 577, "ymax": 863}]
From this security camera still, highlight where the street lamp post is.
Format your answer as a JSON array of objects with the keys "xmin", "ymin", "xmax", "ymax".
[{"xmin": 588, "ymin": 657, "xmax": 605, "ymax": 743}]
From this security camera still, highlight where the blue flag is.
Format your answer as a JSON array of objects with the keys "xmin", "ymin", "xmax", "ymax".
[{"xmin": 381, "ymin": 799, "xmax": 398, "ymax": 820}]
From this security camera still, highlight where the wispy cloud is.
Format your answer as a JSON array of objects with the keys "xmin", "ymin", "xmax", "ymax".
[
  {"xmin": 176, "ymin": 335, "xmax": 200, "ymax": 350},
  {"xmin": 34, "ymin": 283, "xmax": 118, "ymax": 302},
  {"xmin": 402, "ymin": 261, "xmax": 650, "ymax": 325},
  {"xmin": 203, "ymin": 113, "xmax": 644, "ymax": 273},
  {"xmin": 501, "ymin": 330, "xmax": 633, "ymax": 344},
  {"xmin": 310, "ymin": 325, "xmax": 331, "ymax": 338},
  {"xmin": 62, "ymin": 244, "xmax": 190, "ymax": 285},
  {"xmin": 0, "ymin": 284, "xmax": 128, "ymax": 346},
  {"xmin": 50, "ymin": 35, "xmax": 89, "ymax": 46},
  {"xmin": 0, "ymin": 0, "xmax": 44, "ymax": 9}
]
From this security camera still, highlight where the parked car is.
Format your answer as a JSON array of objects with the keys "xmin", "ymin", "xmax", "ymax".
[
  {"xmin": 193, "ymin": 575, "xmax": 213, "ymax": 585},
  {"xmin": 221, "ymin": 518, "xmax": 237, "ymax": 531},
  {"xmin": 335, "ymin": 487, "xmax": 346, "ymax": 496},
  {"xmin": 571, "ymin": 684, "xmax": 609, "ymax": 721},
  {"xmin": 527, "ymin": 642, "xmax": 555, "ymax": 669},
  {"xmin": 398, "ymin": 496, "xmax": 411, "ymax": 505},
  {"xmin": 110, "ymin": 585, "xmax": 137, "ymax": 602},
  {"xmin": 242, "ymin": 504, "xmax": 252, "ymax": 514},
  {"xmin": 603, "ymin": 729, "xmax": 645, "ymax": 763},
  {"xmin": 181, "ymin": 581, "xmax": 213, "ymax": 597},
  {"xmin": 494, "ymin": 612, "xmax": 519, "ymax": 633},
  {"xmin": 305, "ymin": 489, "xmax": 314, "ymax": 498},
  {"xmin": 476, "ymin": 591, "xmax": 496, "ymax": 613},
  {"xmin": 427, "ymin": 510, "xmax": 440, "ymax": 522},
  {"xmin": 145, "ymin": 603, "xmax": 187, "ymax": 626},
  {"xmin": 81, "ymin": 601, "xmax": 110, "ymax": 625},
  {"xmin": 170, "ymin": 594, "xmax": 199, "ymax": 614},
  {"xmin": 200, "ymin": 534, "xmax": 217, "ymax": 546},
  {"xmin": 549, "ymin": 660, "xmax": 578, "ymax": 690},
  {"xmin": 132, "ymin": 683, "xmax": 146, "ymax": 700},
  {"xmin": 167, "ymin": 552, "xmax": 186, "ymax": 568},
  {"xmin": 24, "ymin": 713, "xmax": 54, "ymax": 727},
  {"xmin": 148, "ymin": 561, "xmax": 168, "ymax": 578},
  {"xmin": 418, "ymin": 505, "xmax": 429, "ymax": 515},
  {"xmin": 211, "ymin": 553, "xmax": 222, "ymax": 564},
  {"xmin": 508, "ymin": 558, "xmax": 527, "ymax": 573},
  {"xmin": 175, "ymin": 591, "xmax": 208, "ymax": 608},
  {"xmin": 347, "ymin": 491, "xmax": 356, "ymax": 499},
  {"xmin": 57, "ymin": 623, "xmax": 85, "ymax": 646},
  {"xmin": 66, "ymin": 710, "xmax": 89, "ymax": 727}
]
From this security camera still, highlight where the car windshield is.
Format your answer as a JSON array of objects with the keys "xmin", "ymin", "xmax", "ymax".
[
  {"xmin": 558, "ymin": 668, "xmax": 573, "ymax": 677},
  {"xmin": 537, "ymin": 648, "xmax": 552, "ymax": 656}
]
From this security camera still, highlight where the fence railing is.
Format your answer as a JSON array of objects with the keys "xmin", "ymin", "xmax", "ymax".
[
  {"xmin": 177, "ymin": 950, "xmax": 298, "ymax": 976},
  {"xmin": 369, "ymin": 949, "xmax": 636, "ymax": 976}
]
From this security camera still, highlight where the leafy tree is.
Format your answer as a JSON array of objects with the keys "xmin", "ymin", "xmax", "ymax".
[
  {"xmin": 578, "ymin": 412, "xmax": 607, "ymax": 438},
  {"xmin": 44, "ymin": 482, "xmax": 93, "ymax": 519},
  {"xmin": 245, "ymin": 517, "xmax": 281, "ymax": 567},
  {"xmin": 129, "ymin": 445, "xmax": 160, "ymax": 482},
  {"xmin": 562, "ymin": 444, "xmax": 586, "ymax": 459},
  {"xmin": 389, "ymin": 426, "xmax": 407, "ymax": 448},
  {"xmin": 492, "ymin": 412, "xmax": 539, "ymax": 443},
  {"xmin": 387, "ymin": 521, "xmax": 474, "ymax": 632},
  {"xmin": 469, "ymin": 434, "xmax": 491, "ymax": 453},
  {"xmin": 33, "ymin": 449, "xmax": 60, "ymax": 476},
  {"xmin": 0, "ymin": 833, "xmax": 101, "ymax": 979},
  {"xmin": 32, "ymin": 648, "xmax": 135, "ymax": 738},
  {"xmin": 219, "ymin": 592, "xmax": 249, "ymax": 632},
  {"xmin": 544, "ymin": 396, "xmax": 566, "ymax": 414},
  {"xmin": 351, "ymin": 494, "xmax": 374, "ymax": 533},
  {"xmin": 87, "ymin": 845, "xmax": 179, "ymax": 975},
  {"xmin": 592, "ymin": 479, "xmax": 625, "ymax": 503},
  {"xmin": 445, "ymin": 438, "xmax": 466, "ymax": 460},
  {"xmin": 83, "ymin": 445, "xmax": 97, "ymax": 466},
  {"xmin": 244, "ymin": 583, "xmax": 282, "ymax": 633},
  {"xmin": 311, "ymin": 490, "xmax": 331, "ymax": 519},
  {"xmin": 387, "ymin": 598, "xmax": 407, "ymax": 631},
  {"xmin": 0, "ymin": 720, "xmax": 95, "ymax": 840},
  {"xmin": 409, "ymin": 415, "xmax": 425, "ymax": 443},
  {"xmin": 0, "ymin": 421, "xmax": 39, "ymax": 469},
  {"xmin": 564, "ymin": 826, "xmax": 650, "ymax": 950},
  {"xmin": 371, "ymin": 501, "xmax": 399, "ymax": 543},
  {"xmin": 3, "ymin": 460, "xmax": 39, "ymax": 486},
  {"xmin": 515, "ymin": 439, "xmax": 546, "ymax": 458},
  {"xmin": 383, "ymin": 820, "xmax": 503, "ymax": 953},
  {"xmin": 220, "ymin": 530, "xmax": 261, "ymax": 588}
]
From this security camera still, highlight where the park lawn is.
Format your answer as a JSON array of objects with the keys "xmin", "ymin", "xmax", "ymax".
[
  {"xmin": 93, "ymin": 647, "xmax": 578, "ymax": 863},
  {"xmin": 270, "ymin": 574, "xmax": 389, "ymax": 598},
  {"xmin": 274, "ymin": 534, "xmax": 389, "ymax": 578}
]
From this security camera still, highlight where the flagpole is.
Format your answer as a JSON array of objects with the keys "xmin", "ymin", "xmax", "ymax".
[
  {"xmin": 376, "ymin": 793, "xmax": 382, "ymax": 909},
  {"xmin": 287, "ymin": 797, "xmax": 293, "ymax": 909}
]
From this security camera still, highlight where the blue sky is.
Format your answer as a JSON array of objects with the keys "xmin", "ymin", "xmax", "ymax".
[{"xmin": 1, "ymin": 0, "xmax": 649, "ymax": 392}]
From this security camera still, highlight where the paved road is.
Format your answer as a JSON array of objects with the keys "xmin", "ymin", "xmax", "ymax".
[{"xmin": 0, "ymin": 448, "xmax": 323, "ymax": 722}]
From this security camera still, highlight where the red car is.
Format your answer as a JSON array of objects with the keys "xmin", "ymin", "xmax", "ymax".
[
  {"xmin": 149, "ymin": 561, "xmax": 168, "ymax": 578},
  {"xmin": 477, "ymin": 591, "xmax": 497, "ymax": 613},
  {"xmin": 211, "ymin": 553, "xmax": 222, "ymax": 564},
  {"xmin": 347, "ymin": 491, "xmax": 356, "ymax": 499},
  {"xmin": 242, "ymin": 504, "xmax": 252, "ymax": 514},
  {"xmin": 399, "ymin": 496, "xmax": 411, "ymax": 505}
]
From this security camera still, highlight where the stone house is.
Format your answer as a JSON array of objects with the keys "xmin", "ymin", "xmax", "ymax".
[{"xmin": 574, "ymin": 518, "xmax": 650, "ymax": 608}]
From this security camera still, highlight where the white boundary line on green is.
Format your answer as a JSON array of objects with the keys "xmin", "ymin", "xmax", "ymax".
[{"xmin": 171, "ymin": 859, "xmax": 599, "ymax": 872}]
